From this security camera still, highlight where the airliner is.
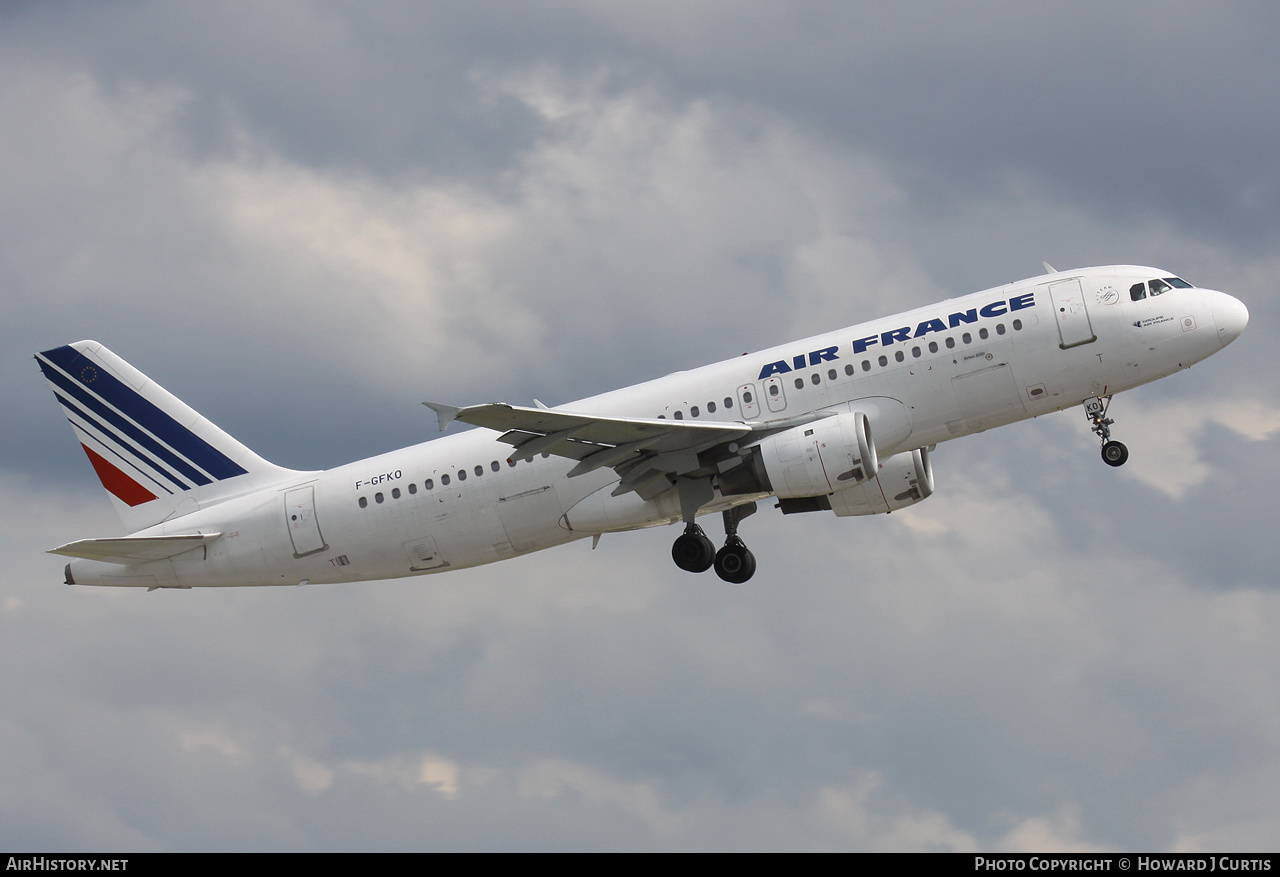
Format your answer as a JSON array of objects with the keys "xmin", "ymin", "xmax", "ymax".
[{"xmin": 37, "ymin": 265, "xmax": 1248, "ymax": 587}]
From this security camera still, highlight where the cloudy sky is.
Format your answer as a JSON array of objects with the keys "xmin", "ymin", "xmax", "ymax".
[{"xmin": 3, "ymin": 1, "xmax": 1279, "ymax": 852}]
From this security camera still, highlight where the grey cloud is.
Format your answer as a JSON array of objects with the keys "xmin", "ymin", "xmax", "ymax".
[{"xmin": 3, "ymin": 0, "xmax": 1280, "ymax": 852}]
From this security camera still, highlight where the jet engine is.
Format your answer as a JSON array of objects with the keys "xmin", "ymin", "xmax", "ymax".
[
  {"xmin": 719, "ymin": 410, "xmax": 876, "ymax": 498},
  {"xmin": 719, "ymin": 396, "xmax": 914, "ymax": 500},
  {"xmin": 825, "ymin": 447, "xmax": 934, "ymax": 516}
]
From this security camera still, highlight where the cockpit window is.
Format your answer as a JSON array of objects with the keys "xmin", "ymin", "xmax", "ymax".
[{"xmin": 1132, "ymin": 277, "xmax": 1192, "ymax": 301}]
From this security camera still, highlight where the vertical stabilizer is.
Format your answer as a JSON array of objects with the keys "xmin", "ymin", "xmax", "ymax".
[{"xmin": 35, "ymin": 341, "xmax": 303, "ymax": 532}]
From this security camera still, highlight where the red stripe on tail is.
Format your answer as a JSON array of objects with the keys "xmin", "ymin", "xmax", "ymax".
[{"xmin": 80, "ymin": 444, "xmax": 156, "ymax": 507}]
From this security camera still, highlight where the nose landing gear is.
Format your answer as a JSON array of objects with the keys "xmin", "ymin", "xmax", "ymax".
[{"xmin": 1085, "ymin": 396, "xmax": 1129, "ymax": 467}]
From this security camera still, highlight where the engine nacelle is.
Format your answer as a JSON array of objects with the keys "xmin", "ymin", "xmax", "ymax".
[
  {"xmin": 826, "ymin": 447, "xmax": 934, "ymax": 516},
  {"xmin": 765, "ymin": 410, "xmax": 877, "ymax": 498},
  {"xmin": 718, "ymin": 410, "xmax": 877, "ymax": 499}
]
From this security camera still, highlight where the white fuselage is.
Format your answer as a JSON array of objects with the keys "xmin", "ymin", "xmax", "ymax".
[{"xmin": 64, "ymin": 266, "xmax": 1247, "ymax": 588}]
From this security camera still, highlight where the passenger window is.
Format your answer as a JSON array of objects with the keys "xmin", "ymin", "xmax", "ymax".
[
  {"xmin": 1130, "ymin": 282, "xmax": 1147, "ymax": 301},
  {"xmin": 457, "ymin": 469, "xmax": 466, "ymax": 481},
  {"xmin": 877, "ymin": 355, "xmax": 888, "ymax": 367},
  {"xmin": 844, "ymin": 364, "xmax": 854, "ymax": 376},
  {"xmin": 474, "ymin": 465, "xmax": 483, "ymax": 477},
  {"xmin": 492, "ymin": 461, "xmax": 500, "ymax": 472},
  {"xmin": 408, "ymin": 482, "xmax": 417, "ymax": 495},
  {"xmin": 828, "ymin": 368, "xmax": 837, "ymax": 381},
  {"xmin": 707, "ymin": 401, "xmax": 716, "ymax": 413},
  {"xmin": 691, "ymin": 405, "xmax": 700, "ymax": 417},
  {"xmin": 811, "ymin": 374, "xmax": 820, "ymax": 385},
  {"xmin": 359, "ymin": 496, "xmax": 368, "ymax": 508},
  {"xmin": 724, "ymin": 396, "xmax": 734, "ymax": 408},
  {"xmin": 794, "ymin": 378, "xmax": 804, "ymax": 389},
  {"xmin": 1013, "ymin": 319, "xmax": 1023, "ymax": 331},
  {"xmin": 425, "ymin": 478, "xmax": 434, "ymax": 489},
  {"xmin": 674, "ymin": 410, "xmax": 684, "ymax": 419},
  {"xmin": 962, "ymin": 332, "xmax": 972, "ymax": 344},
  {"xmin": 996, "ymin": 324, "xmax": 1006, "ymax": 335},
  {"xmin": 929, "ymin": 341, "xmax": 938, "ymax": 353},
  {"xmin": 769, "ymin": 385, "xmax": 779, "ymax": 396},
  {"xmin": 862, "ymin": 360, "xmax": 871, "ymax": 372},
  {"xmin": 441, "ymin": 474, "xmax": 450, "ymax": 486},
  {"xmin": 742, "ymin": 391, "xmax": 752, "ymax": 404},
  {"xmin": 979, "ymin": 327, "xmax": 988, "ymax": 340},
  {"xmin": 912, "ymin": 346, "xmax": 921, "ymax": 358},
  {"xmin": 894, "ymin": 351, "xmax": 904, "ymax": 362},
  {"xmin": 945, "ymin": 337, "xmax": 955, "ymax": 349},
  {"xmin": 375, "ymin": 492, "xmax": 384, "ymax": 504},
  {"xmin": 392, "ymin": 487, "xmax": 401, "ymax": 499},
  {"xmin": 507, "ymin": 459, "xmax": 516, "ymax": 468}
]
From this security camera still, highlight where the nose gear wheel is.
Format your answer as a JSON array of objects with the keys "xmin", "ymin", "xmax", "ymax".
[{"xmin": 1084, "ymin": 396, "xmax": 1128, "ymax": 467}]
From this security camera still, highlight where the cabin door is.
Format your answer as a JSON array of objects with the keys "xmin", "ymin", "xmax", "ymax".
[{"xmin": 1048, "ymin": 279, "xmax": 1097, "ymax": 348}]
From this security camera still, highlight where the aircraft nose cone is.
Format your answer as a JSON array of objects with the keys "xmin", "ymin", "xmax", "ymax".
[{"xmin": 1212, "ymin": 293, "xmax": 1249, "ymax": 348}]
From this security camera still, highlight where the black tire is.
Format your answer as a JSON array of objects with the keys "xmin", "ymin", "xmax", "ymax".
[
  {"xmin": 672, "ymin": 530, "xmax": 715, "ymax": 572},
  {"xmin": 714, "ymin": 543, "xmax": 757, "ymax": 584},
  {"xmin": 1101, "ymin": 440, "xmax": 1129, "ymax": 467}
]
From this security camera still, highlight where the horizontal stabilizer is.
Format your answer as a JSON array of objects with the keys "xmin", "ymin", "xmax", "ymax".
[{"xmin": 49, "ymin": 533, "xmax": 222, "ymax": 565}]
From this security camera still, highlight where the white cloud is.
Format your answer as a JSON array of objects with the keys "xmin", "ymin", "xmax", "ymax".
[{"xmin": 1068, "ymin": 395, "xmax": 1280, "ymax": 498}]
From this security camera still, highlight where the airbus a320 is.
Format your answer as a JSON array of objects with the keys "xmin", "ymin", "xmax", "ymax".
[{"xmin": 37, "ymin": 265, "xmax": 1248, "ymax": 588}]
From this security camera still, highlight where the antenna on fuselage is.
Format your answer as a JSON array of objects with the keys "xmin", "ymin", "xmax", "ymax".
[{"xmin": 1043, "ymin": 262, "xmax": 1057, "ymax": 274}]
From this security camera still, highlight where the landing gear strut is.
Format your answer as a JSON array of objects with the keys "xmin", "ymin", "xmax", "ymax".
[{"xmin": 1084, "ymin": 396, "xmax": 1129, "ymax": 467}]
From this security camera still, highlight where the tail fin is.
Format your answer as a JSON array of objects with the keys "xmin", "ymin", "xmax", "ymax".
[{"xmin": 36, "ymin": 341, "xmax": 301, "ymax": 532}]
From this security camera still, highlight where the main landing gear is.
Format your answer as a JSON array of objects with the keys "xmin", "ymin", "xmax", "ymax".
[
  {"xmin": 1084, "ymin": 396, "xmax": 1129, "ymax": 467},
  {"xmin": 672, "ymin": 525, "xmax": 715, "ymax": 573},
  {"xmin": 671, "ymin": 503, "xmax": 758, "ymax": 583}
]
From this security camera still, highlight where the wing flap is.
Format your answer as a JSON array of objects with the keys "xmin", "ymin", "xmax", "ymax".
[{"xmin": 49, "ymin": 533, "xmax": 222, "ymax": 565}]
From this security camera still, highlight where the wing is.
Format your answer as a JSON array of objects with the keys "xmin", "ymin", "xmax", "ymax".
[{"xmin": 423, "ymin": 401, "xmax": 821, "ymax": 501}]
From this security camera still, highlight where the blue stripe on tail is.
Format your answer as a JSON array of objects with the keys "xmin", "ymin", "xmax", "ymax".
[{"xmin": 37, "ymin": 345, "xmax": 248, "ymax": 485}]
